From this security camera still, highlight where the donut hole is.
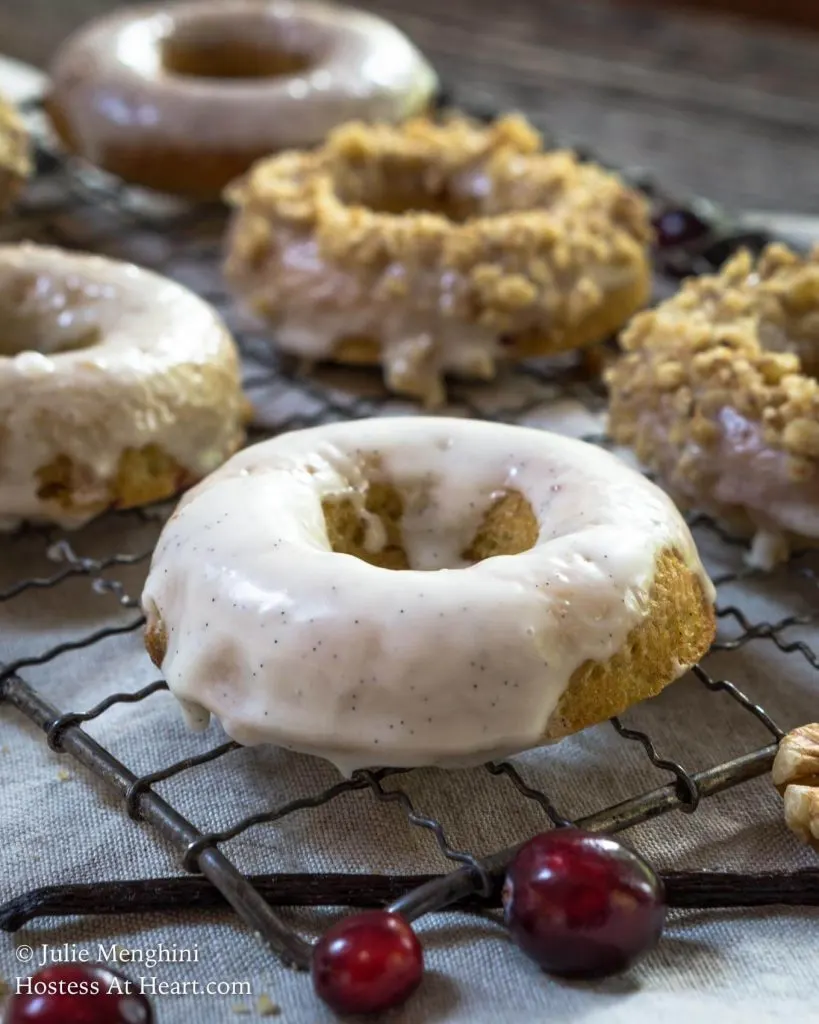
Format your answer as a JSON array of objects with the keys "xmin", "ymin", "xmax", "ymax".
[
  {"xmin": 323, "ymin": 482, "xmax": 409, "ymax": 570},
  {"xmin": 160, "ymin": 34, "xmax": 312, "ymax": 81},
  {"xmin": 334, "ymin": 180, "xmax": 479, "ymax": 221},
  {"xmin": 462, "ymin": 490, "xmax": 540, "ymax": 562},
  {"xmin": 322, "ymin": 486, "xmax": 538, "ymax": 570},
  {"xmin": 330, "ymin": 156, "xmax": 481, "ymax": 223},
  {"xmin": 0, "ymin": 270, "xmax": 102, "ymax": 356}
]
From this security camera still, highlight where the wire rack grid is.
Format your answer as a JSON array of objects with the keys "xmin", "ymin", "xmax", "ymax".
[{"xmin": 1, "ymin": 98, "xmax": 818, "ymax": 972}]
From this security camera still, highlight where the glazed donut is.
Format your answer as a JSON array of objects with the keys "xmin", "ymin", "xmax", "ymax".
[
  {"xmin": 0, "ymin": 93, "xmax": 30, "ymax": 213},
  {"xmin": 46, "ymin": 0, "xmax": 438, "ymax": 198},
  {"xmin": 225, "ymin": 115, "xmax": 652, "ymax": 405},
  {"xmin": 607, "ymin": 244, "xmax": 819, "ymax": 569},
  {"xmin": 142, "ymin": 418, "xmax": 715, "ymax": 775},
  {"xmin": 0, "ymin": 244, "xmax": 245, "ymax": 530}
]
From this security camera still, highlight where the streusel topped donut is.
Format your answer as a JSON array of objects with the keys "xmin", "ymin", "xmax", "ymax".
[
  {"xmin": 226, "ymin": 115, "xmax": 652, "ymax": 404},
  {"xmin": 607, "ymin": 244, "xmax": 819, "ymax": 567}
]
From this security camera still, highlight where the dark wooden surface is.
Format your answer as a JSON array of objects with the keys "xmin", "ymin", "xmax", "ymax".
[
  {"xmin": 1, "ymin": 0, "xmax": 817, "ymax": 213},
  {"xmin": 655, "ymin": 0, "xmax": 819, "ymax": 31}
]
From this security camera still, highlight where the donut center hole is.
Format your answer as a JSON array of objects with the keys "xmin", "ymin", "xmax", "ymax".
[
  {"xmin": 332, "ymin": 161, "xmax": 481, "ymax": 222},
  {"xmin": 160, "ymin": 36, "xmax": 313, "ymax": 80},
  {"xmin": 323, "ymin": 486, "xmax": 538, "ymax": 570},
  {"xmin": 0, "ymin": 271, "xmax": 103, "ymax": 356}
]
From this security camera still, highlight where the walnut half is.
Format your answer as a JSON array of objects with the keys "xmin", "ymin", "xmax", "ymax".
[{"xmin": 772, "ymin": 723, "xmax": 819, "ymax": 851}]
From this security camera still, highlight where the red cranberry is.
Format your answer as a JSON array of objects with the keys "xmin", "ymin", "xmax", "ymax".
[
  {"xmin": 5, "ymin": 964, "xmax": 152, "ymax": 1024},
  {"xmin": 653, "ymin": 208, "xmax": 709, "ymax": 249},
  {"xmin": 503, "ymin": 829, "xmax": 665, "ymax": 978},
  {"xmin": 312, "ymin": 911, "xmax": 423, "ymax": 1015}
]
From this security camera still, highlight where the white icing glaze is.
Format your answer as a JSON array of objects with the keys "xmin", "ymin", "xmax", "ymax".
[
  {"xmin": 142, "ymin": 418, "xmax": 714, "ymax": 774},
  {"xmin": 230, "ymin": 233, "xmax": 638, "ymax": 405},
  {"xmin": 747, "ymin": 530, "xmax": 791, "ymax": 572},
  {"xmin": 0, "ymin": 243, "xmax": 244, "ymax": 529},
  {"xmin": 648, "ymin": 403, "xmax": 819, "ymax": 567},
  {"xmin": 712, "ymin": 408, "xmax": 819, "ymax": 541},
  {"xmin": 276, "ymin": 310, "xmax": 501, "ymax": 406},
  {"xmin": 48, "ymin": 0, "xmax": 438, "ymax": 159}
]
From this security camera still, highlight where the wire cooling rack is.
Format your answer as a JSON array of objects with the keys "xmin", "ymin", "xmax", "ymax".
[{"xmin": 1, "ymin": 96, "xmax": 818, "ymax": 971}]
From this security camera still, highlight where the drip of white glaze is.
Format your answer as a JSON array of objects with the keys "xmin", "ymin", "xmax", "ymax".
[
  {"xmin": 712, "ymin": 408, "xmax": 819, "ymax": 541},
  {"xmin": 671, "ymin": 406, "xmax": 818, "ymax": 566},
  {"xmin": 229, "ymin": 209, "xmax": 641, "ymax": 402},
  {"xmin": 0, "ymin": 243, "xmax": 243, "ymax": 529},
  {"xmin": 620, "ymin": 400, "xmax": 819, "ymax": 569},
  {"xmin": 710, "ymin": 409, "xmax": 819, "ymax": 569},
  {"xmin": 143, "ymin": 418, "xmax": 714, "ymax": 774},
  {"xmin": 359, "ymin": 507, "xmax": 388, "ymax": 554}
]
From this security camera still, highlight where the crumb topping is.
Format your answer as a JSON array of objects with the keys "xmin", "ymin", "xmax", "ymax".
[
  {"xmin": 607, "ymin": 244, "xmax": 819, "ymax": 495},
  {"xmin": 0, "ymin": 94, "xmax": 30, "ymax": 185},
  {"xmin": 226, "ymin": 114, "xmax": 650, "ymax": 336}
]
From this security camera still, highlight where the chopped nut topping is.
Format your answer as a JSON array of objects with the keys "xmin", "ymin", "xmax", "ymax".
[
  {"xmin": 772, "ymin": 723, "xmax": 819, "ymax": 790},
  {"xmin": 607, "ymin": 244, "xmax": 819, "ymax": 557},
  {"xmin": 772, "ymin": 724, "xmax": 819, "ymax": 851},
  {"xmin": 226, "ymin": 114, "xmax": 651, "ymax": 402},
  {"xmin": 256, "ymin": 993, "xmax": 281, "ymax": 1017},
  {"xmin": 0, "ymin": 93, "xmax": 30, "ymax": 186}
]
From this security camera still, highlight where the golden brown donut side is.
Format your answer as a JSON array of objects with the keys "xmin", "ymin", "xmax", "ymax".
[
  {"xmin": 0, "ymin": 94, "xmax": 31, "ymax": 213},
  {"xmin": 545, "ymin": 548, "xmax": 715, "ymax": 739},
  {"xmin": 34, "ymin": 437, "xmax": 248, "ymax": 527},
  {"xmin": 225, "ymin": 115, "xmax": 652, "ymax": 405},
  {"xmin": 606, "ymin": 245, "xmax": 819, "ymax": 566},
  {"xmin": 326, "ymin": 274, "xmax": 651, "ymax": 369},
  {"xmin": 46, "ymin": 101, "xmax": 268, "ymax": 200}
]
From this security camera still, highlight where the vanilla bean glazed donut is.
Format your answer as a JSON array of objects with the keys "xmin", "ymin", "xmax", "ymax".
[
  {"xmin": 47, "ymin": 0, "xmax": 438, "ymax": 198},
  {"xmin": 0, "ymin": 244, "xmax": 245, "ymax": 529},
  {"xmin": 607, "ymin": 244, "xmax": 819, "ymax": 568},
  {"xmin": 225, "ymin": 115, "xmax": 652, "ymax": 405},
  {"xmin": 142, "ymin": 419, "xmax": 715, "ymax": 774}
]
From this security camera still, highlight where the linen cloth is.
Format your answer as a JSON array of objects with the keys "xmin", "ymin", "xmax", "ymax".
[{"xmin": 1, "ymin": 60, "xmax": 818, "ymax": 1024}]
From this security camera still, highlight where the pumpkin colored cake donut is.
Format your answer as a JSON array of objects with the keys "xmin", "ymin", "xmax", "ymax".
[
  {"xmin": 224, "ymin": 114, "xmax": 653, "ymax": 405},
  {"xmin": 0, "ymin": 93, "xmax": 31, "ymax": 212},
  {"xmin": 0, "ymin": 244, "xmax": 245, "ymax": 530},
  {"xmin": 46, "ymin": 0, "xmax": 438, "ymax": 198},
  {"xmin": 607, "ymin": 244, "xmax": 819, "ymax": 569},
  {"xmin": 142, "ymin": 418, "xmax": 715, "ymax": 774}
]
